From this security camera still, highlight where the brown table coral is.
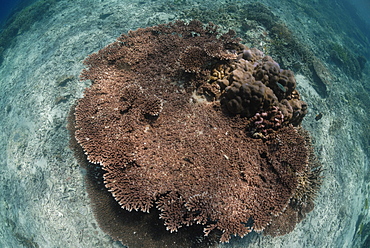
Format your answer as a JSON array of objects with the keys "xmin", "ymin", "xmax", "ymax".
[{"xmin": 71, "ymin": 20, "xmax": 321, "ymax": 244}]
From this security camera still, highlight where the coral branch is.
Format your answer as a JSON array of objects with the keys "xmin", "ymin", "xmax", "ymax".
[{"xmin": 72, "ymin": 20, "xmax": 322, "ymax": 244}]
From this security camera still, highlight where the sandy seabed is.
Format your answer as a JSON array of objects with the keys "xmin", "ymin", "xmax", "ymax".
[{"xmin": 0, "ymin": 0, "xmax": 369, "ymax": 247}]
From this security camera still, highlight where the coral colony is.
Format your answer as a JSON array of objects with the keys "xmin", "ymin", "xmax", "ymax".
[{"xmin": 71, "ymin": 20, "xmax": 322, "ymax": 244}]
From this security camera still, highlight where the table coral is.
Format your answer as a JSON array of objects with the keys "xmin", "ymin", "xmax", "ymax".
[{"xmin": 72, "ymin": 20, "xmax": 322, "ymax": 244}]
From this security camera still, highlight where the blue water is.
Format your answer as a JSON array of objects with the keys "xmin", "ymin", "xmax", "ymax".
[
  {"xmin": 0, "ymin": 0, "xmax": 35, "ymax": 28},
  {"xmin": 348, "ymin": 0, "xmax": 370, "ymax": 26}
]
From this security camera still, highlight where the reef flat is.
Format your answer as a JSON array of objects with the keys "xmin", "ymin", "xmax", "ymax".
[{"xmin": 0, "ymin": 0, "xmax": 369, "ymax": 247}]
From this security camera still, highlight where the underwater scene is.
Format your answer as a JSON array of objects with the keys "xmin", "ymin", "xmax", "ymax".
[{"xmin": 0, "ymin": 0, "xmax": 369, "ymax": 247}]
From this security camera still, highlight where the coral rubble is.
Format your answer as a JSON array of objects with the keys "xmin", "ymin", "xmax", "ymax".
[{"xmin": 72, "ymin": 20, "xmax": 322, "ymax": 244}]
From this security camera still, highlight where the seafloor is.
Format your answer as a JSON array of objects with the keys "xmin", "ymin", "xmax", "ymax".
[{"xmin": 0, "ymin": 0, "xmax": 369, "ymax": 247}]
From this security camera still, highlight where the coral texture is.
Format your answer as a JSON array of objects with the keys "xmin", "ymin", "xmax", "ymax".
[{"xmin": 73, "ymin": 20, "xmax": 321, "ymax": 243}]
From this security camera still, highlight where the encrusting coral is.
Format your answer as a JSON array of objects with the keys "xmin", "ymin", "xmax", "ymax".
[{"xmin": 72, "ymin": 20, "xmax": 322, "ymax": 244}]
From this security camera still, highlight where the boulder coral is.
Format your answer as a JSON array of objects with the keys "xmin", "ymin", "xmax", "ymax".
[{"xmin": 72, "ymin": 20, "xmax": 322, "ymax": 244}]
